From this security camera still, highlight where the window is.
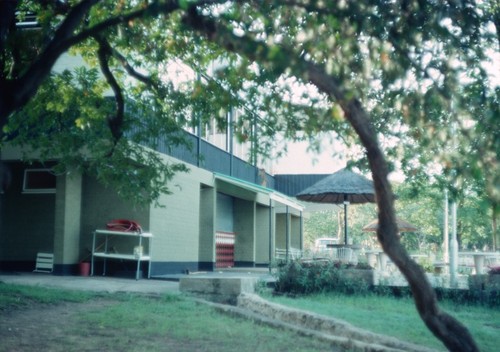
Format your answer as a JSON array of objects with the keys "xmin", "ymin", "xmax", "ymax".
[{"xmin": 23, "ymin": 169, "xmax": 56, "ymax": 193}]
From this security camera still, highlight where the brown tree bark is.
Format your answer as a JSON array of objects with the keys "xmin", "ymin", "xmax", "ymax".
[{"xmin": 323, "ymin": 84, "xmax": 480, "ymax": 352}]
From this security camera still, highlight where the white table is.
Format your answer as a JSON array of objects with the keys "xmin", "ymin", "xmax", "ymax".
[
  {"xmin": 459, "ymin": 252, "xmax": 487, "ymax": 275},
  {"xmin": 365, "ymin": 250, "xmax": 388, "ymax": 271},
  {"xmin": 364, "ymin": 250, "xmax": 378, "ymax": 268}
]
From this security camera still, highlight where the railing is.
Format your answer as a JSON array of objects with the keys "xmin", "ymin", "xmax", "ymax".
[
  {"xmin": 275, "ymin": 248, "xmax": 302, "ymax": 261},
  {"xmin": 458, "ymin": 252, "xmax": 500, "ymax": 275},
  {"xmin": 312, "ymin": 247, "xmax": 360, "ymax": 265},
  {"xmin": 131, "ymin": 126, "xmax": 275, "ymax": 188}
]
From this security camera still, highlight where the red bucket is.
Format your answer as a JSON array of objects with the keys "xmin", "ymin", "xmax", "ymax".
[{"xmin": 79, "ymin": 262, "xmax": 90, "ymax": 276}]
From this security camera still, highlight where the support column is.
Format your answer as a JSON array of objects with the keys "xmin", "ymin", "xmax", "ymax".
[
  {"xmin": 450, "ymin": 201, "xmax": 459, "ymax": 287},
  {"xmin": 53, "ymin": 172, "xmax": 82, "ymax": 275},
  {"xmin": 443, "ymin": 190, "xmax": 449, "ymax": 272},
  {"xmin": 199, "ymin": 186, "xmax": 216, "ymax": 271}
]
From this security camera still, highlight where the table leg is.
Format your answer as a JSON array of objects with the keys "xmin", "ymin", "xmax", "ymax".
[
  {"xmin": 377, "ymin": 253, "xmax": 387, "ymax": 271},
  {"xmin": 473, "ymin": 255, "xmax": 485, "ymax": 275}
]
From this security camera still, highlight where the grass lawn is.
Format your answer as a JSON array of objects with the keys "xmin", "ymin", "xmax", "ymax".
[
  {"xmin": 0, "ymin": 283, "xmax": 336, "ymax": 352},
  {"xmin": 2, "ymin": 282, "xmax": 498, "ymax": 351},
  {"xmin": 261, "ymin": 291, "xmax": 500, "ymax": 352}
]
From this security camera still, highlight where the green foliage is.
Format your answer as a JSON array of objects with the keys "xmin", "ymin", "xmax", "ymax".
[
  {"xmin": 416, "ymin": 256, "xmax": 434, "ymax": 273},
  {"xmin": 303, "ymin": 210, "xmax": 338, "ymax": 247},
  {"xmin": 1, "ymin": 0, "xmax": 498, "ymax": 211},
  {"xmin": 4, "ymin": 68, "xmax": 190, "ymax": 206},
  {"xmin": 304, "ymin": 203, "xmax": 377, "ymax": 249},
  {"xmin": 272, "ymin": 260, "xmax": 371, "ymax": 295},
  {"xmin": 394, "ymin": 182, "xmax": 495, "ymax": 251},
  {"xmin": 435, "ymin": 287, "xmax": 500, "ymax": 308}
]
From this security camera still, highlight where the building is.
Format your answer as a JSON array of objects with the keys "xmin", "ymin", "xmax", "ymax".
[
  {"xmin": 0, "ymin": 13, "xmax": 336, "ymax": 278},
  {"xmin": 0, "ymin": 107, "xmax": 308, "ymax": 277}
]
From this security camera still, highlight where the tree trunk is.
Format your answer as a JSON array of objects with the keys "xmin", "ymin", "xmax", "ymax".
[{"xmin": 326, "ymin": 93, "xmax": 479, "ymax": 352}]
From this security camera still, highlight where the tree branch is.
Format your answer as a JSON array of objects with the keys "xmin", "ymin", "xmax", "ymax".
[
  {"xmin": 109, "ymin": 46, "xmax": 158, "ymax": 89},
  {"xmin": 95, "ymin": 35, "xmax": 124, "ymax": 143},
  {"xmin": 0, "ymin": 0, "xmax": 100, "ymax": 126},
  {"xmin": 0, "ymin": 0, "xmax": 18, "ymax": 77},
  {"xmin": 0, "ymin": 0, "xmax": 184, "ymax": 125},
  {"xmin": 0, "ymin": 0, "xmax": 229, "ymax": 126}
]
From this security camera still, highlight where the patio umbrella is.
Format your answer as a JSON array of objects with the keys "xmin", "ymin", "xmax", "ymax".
[
  {"xmin": 362, "ymin": 217, "xmax": 418, "ymax": 233},
  {"xmin": 296, "ymin": 168, "xmax": 375, "ymax": 245}
]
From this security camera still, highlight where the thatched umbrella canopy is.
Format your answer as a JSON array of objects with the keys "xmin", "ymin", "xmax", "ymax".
[
  {"xmin": 363, "ymin": 217, "xmax": 418, "ymax": 233},
  {"xmin": 296, "ymin": 168, "xmax": 376, "ymax": 244}
]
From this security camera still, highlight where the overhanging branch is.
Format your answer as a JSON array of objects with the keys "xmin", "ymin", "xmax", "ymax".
[
  {"xmin": 109, "ymin": 46, "xmax": 159, "ymax": 90},
  {"xmin": 95, "ymin": 35, "xmax": 124, "ymax": 143},
  {"xmin": 0, "ymin": 0, "xmax": 183, "ymax": 123}
]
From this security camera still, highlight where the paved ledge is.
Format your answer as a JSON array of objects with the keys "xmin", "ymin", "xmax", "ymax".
[
  {"xmin": 177, "ymin": 276, "xmax": 439, "ymax": 352},
  {"xmin": 202, "ymin": 293, "xmax": 438, "ymax": 352},
  {"xmin": 0, "ymin": 273, "xmax": 180, "ymax": 295},
  {"xmin": 180, "ymin": 276, "xmax": 259, "ymax": 304}
]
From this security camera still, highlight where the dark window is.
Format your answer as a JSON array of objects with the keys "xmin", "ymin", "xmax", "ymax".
[{"xmin": 23, "ymin": 169, "xmax": 56, "ymax": 193}]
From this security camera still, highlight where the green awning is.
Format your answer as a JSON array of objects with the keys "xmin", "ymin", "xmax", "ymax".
[{"xmin": 214, "ymin": 173, "xmax": 304, "ymax": 211}]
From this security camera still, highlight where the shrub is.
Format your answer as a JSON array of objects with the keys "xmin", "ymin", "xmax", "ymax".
[
  {"xmin": 272, "ymin": 259, "xmax": 371, "ymax": 296},
  {"xmin": 416, "ymin": 256, "xmax": 434, "ymax": 273}
]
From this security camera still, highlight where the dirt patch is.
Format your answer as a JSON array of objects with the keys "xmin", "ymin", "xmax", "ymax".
[{"xmin": 0, "ymin": 299, "xmax": 196, "ymax": 352}]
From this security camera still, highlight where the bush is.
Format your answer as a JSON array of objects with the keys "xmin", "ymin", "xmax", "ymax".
[
  {"xmin": 272, "ymin": 260, "xmax": 371, "ymax": 296},
  {"xmin": 434, "ymin": 287, "xmax": 500, "ymax": 307}
]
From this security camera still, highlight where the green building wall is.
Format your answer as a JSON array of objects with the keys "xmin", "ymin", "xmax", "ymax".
[
  {"xmin": 1, "ymin": 148, "xmax": 303, "ymax": 276},
  {"xmin": 0, "ymin": 162, "xmax": 55, "ymax": 270}
]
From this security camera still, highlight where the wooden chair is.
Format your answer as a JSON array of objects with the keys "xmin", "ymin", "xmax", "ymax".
[{"xmin": 33, "ymin": 252, "xmax": 54, "ymax": 273}]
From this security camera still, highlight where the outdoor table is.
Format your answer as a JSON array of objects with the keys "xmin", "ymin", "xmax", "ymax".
[
  {"xmin": 364, "ymin": 250, "xmax": 389, "ymax": 271},
  {"xmin": 472, "ymin": 253, "xmax": 486, "ymax": 274},
  {"xmin": 459, "ymin": 252, "xmax": 487, "ymax": 275},
  {"xmin": 364, "ymin": 250, "xmax": 378, "ymax": 268}
]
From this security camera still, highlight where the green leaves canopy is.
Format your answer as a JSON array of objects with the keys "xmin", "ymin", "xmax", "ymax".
[
  {"xmin": 2, "ymin": 0, "xmax": 497, "ymax": 208},
  {"xmin": 1, "ymin": 1, "xmax": 498, "ymax": 349}
]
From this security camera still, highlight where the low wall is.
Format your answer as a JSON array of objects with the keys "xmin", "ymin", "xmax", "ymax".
[
  {"xmin": 179, "ymin": 277, "xmax": 258, "ymax": 304},
  {"xmin": 469, "ymin": 274, "xmax": 500, "ymax": 292},
  {"xmin": 341, "ymin": 269, "xmax": 375, "ymax": 286},
  {"xmin": 236, "ymin": 293, "xmax": 437, "ymax": 352},
  {"xmin": 374, "ymin": 272, "xmax": 470, "ymax": 290},
  {"xmin": 179, "ymin": 275, "xmax": 438, "ymax": 351}
]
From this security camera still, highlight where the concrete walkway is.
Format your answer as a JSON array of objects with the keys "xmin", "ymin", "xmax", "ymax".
[
  {"xmin": 0, "ymin": 273, "xmax": 180, "ymax": 295},
  {"xmin": 0, "ymin": 268, "xmax": 274, "ymax": 295}
]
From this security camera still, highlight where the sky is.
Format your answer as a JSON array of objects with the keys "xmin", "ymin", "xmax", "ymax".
[
  {"xmin": 271, "ymin": 139, "xmax": 346, "ymax": 175},
  {"xmin": 271, "ymin": 136, "xmax": 406, "ymax": 183}
]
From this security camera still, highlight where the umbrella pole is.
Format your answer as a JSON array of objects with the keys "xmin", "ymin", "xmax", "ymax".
[{"xmin": 344, "ymin": 195, "xmax": 349, "ymax": 245}]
